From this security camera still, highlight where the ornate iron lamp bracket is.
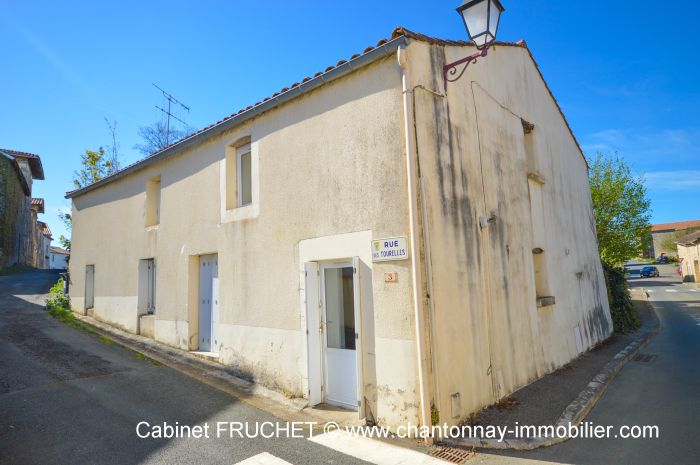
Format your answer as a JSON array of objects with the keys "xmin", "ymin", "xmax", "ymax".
[{"xmin": 443, "ymin": 47, "xmax": 489, "ymax": 88}]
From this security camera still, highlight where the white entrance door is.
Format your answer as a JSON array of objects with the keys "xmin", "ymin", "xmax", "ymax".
[
  {"xmin": 321, "ymin": 262, "xmax": 360, "ymax": 410},
  {"xmin": 199, "ymin": 254, "xmax": 219, "ymax": 352}
]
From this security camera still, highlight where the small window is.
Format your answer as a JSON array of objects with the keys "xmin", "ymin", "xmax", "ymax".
[
  {"xmin": 225, "ymin": 141, "xmax": 253, "ymax": 210},
  {"xmin": 237, "ymin": 145, "xmax": 252, "ymax": 207},
  {"xmin": 146, "ymin": 176, "xmax": 161, "ymax": 227},
  {"xmin": 533, "ymin": 249, "xmax": 549, "ymax": 297}
]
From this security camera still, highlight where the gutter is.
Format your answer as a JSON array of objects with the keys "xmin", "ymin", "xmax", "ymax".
[
  {"xmin": 65, "ymin": 35, "xmax": 409, "ymax": 199},
  {"xmin": 398, "ymin": 43, "xmax": 433, "ymax": 442}
]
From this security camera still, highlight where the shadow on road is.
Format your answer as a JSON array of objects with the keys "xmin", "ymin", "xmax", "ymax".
[{"xmin": 0, "ymin": 271, "xmax": 243, "ymax": 465}]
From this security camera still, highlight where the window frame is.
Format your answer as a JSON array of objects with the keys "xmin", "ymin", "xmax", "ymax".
[
  {"xmin": 145, "ymin": 176, "xmax": 161, "ymax": 228},
  {"xmin": 220, "ymin": 138, "xmax": 259, "ymax": 223},
  {"xmin": 236, "ymin": 144, "xmax": 252, "ymax": 208}
]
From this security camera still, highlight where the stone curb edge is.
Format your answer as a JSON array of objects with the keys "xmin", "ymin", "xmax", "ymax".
[
  {"xmin": 445, "ymin": 295, "xmax": 660, "ymax": 451},
  {"xmin": 68, "ymin": 312, "xmax": 325, "ymax": 421}
]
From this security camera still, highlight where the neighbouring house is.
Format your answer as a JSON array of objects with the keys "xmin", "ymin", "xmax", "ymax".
[
  {"xmin": 648, "ymin": 220, "xmax": 700, "ymax": 259},
  {"xmin": 677, "ymin": 231, "xmax": 700, "ymax": 283},
  {"xmin": 49, "ymin": 246, "xmax": 70, "ymax": 270},
  {"xmin": 32, "ymin": 198, "xmax": 53, "ymax": 269},
  {"xmin": 66, "ymin": 28, "xmax": 611, "ymax": 429},
  {"xmin": 36, "ymin": 221, "xmax": 52, "ymax": 269},
  {"xmin": 0, "ymin": 148, "xmax": 46, "ymax": 269}
]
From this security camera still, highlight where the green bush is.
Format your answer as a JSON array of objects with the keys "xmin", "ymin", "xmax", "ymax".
[
  {"xmin": 603, "ymin": 264, "xmax": 641, "ymax": 333},
  {"xmin": 46, "ymin": 278, "xmax": 72, "ymax": 321}
]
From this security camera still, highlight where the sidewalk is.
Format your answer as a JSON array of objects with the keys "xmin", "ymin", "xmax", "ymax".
[
  {"xmin": 445, "ymin": 290, "xmax": 659, "ymax": 450},
  {"xmin": 70, "ymin": 312, "xmax": 362, "ymax": 428},
  {"xmin": 70, "ymin": 291, "xmax": 658, "ymax": 454}
]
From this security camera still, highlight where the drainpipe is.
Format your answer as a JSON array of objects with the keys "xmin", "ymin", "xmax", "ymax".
[{"xmin": 398, "ymin": 43, "xmax": 433, "ymax": 442}]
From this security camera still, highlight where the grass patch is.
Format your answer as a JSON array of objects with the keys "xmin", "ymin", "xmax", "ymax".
[
  {"xmin": 46, "ymin": 277, "xmax": 95, "ymax": 334},
  {"xmin": 431, "ymin": 404, "xmax": 440, "ymax": 426},
  {"xmin": 45, "ymin": 277, "xmax": 167, "ymax": 372},
  {"xmin": 46, "ymin": 277, "xmax": 165, "ymax": 368},
  {"xmin": 134, "ymin": 352, "xmax": 163, "ymax": 366}
]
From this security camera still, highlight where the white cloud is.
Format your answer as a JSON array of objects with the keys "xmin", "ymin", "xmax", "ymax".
[
  {"xmin": 581, "ymin": 127, "xmax": 700, "ymax": 165},
  {"xmin": 643, "ymin": 171, "xmax": 700, "ymax": 190}
]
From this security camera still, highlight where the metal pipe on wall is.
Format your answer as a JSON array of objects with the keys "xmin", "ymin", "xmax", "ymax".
[{"xmin": 398, "ymin": 43, "xmax": 433, "ymax": 443}]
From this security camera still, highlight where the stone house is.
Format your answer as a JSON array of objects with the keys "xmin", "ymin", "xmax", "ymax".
[
  {"xmin": 0, "ymin": 149, "xmax": 46, "ymax": 269},
  {"xmin": 50, "ymin": 246, "xmax": 70, "ymax": 270},
  {"xmin": 677, "ymin": 231, "xmax": 700, "ymax": 283},
  {"xmin": 36, "ymin": 220, "xmax": 52, "ymax": 269},
  {"xmin": 67, "ymin": 28, "xmax": 611, "ymax": 429},
  {"xmin": 648, "ymin": 220, "xmax": 700, "ymax": 258}
]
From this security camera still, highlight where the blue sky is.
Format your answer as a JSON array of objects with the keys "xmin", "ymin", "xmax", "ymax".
[{"xmin": 1, "ymin": 0, "xmax": 698, "ymax": 242}]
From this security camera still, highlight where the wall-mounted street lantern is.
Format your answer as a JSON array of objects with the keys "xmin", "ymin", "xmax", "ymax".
[{"xmin": 444, "ymin": 0, "xmax": 505, "ymax": 87}]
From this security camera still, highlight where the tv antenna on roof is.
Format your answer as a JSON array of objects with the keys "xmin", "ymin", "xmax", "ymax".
[{"xmin": 152, "ymin": 83, "xmax": 190, "ymax": 145}]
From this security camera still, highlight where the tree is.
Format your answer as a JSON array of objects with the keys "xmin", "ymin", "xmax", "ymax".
[
  {"xmin": 72, "ymin": 147, "xmax": 119, "ymax": 189},
  {"xmin": 589, "ymin": 152, "xmax": 652, "ymax": 266},
  {"xmin": 63, "ymin": 119, "xmax": 123, "ymax": 250},
  {"xmin": 134, "ymin": 120, "xmax": 194, "ymax": 157},
  {"xmin": 104, "ymin": 118, "xmax": 122, "ymax": 172},
  {"xmin": 57, "ymin": 211, "xmax": 72, "ymax": 251}
]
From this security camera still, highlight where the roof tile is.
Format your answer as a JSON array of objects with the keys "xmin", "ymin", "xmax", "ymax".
[
  {"xmin": 0, "ymin": 148, "xmax": 45, "ymax": 180},
  {"xmin": 66, "ymin": 26, "xmax": 585, "ymax": 198},
  {"xmin": 652, "ymin": 220, "xmax": 700, "ymax": 232}
]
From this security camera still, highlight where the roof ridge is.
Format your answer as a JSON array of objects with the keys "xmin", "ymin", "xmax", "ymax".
[
  {"xmin": 676, "ymin": 230, "xmax": 700, "ymax": 245},
  {"xmin": 652, "ymin": 219, "xmax": 700, "ymax": 231},
  {"xmin": 66, "ymin": 30, "xmax": 410, "ymax": 197},
  {"xmin": 65, "ymin": 26, "xmax": 582, "ymax": 197},
  {"xmin": 392, "ymin": 26, "xmax": 526, "ymax": 48},
  {"xmin": 0, "ymin": 148, "xmax": 40, "ymax": 158}
]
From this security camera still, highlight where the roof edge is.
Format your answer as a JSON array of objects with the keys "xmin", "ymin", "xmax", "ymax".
[
  {"xmin": 392, "ymin": 28, "xmax": 588, "ymax": 168},
  {"xmin": 66, "ymin": 35, "xmax": 410, "ymax": 199},
  {"xmin": 0, "ymin": 151, "xmax": 31, "ymax": 196},
  {"xmin": 66, "ymin": 26, "xmax": 588, "ymax": 198},
  {"xmin": 676, "ymin": 230, "xmax": 700, "ymax": 246},
  {"xmin": 0, "ymin": 149, "xmax": 45, "ymax": 180}
]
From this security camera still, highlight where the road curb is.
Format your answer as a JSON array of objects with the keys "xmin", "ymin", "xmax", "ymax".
[
  {"xmin": 68, "ymin": 312, "xmax": 362, "ymax": 427},
  {"xmin": 445, "ymin": 294, "xmax": 660, "ymax": 451}
]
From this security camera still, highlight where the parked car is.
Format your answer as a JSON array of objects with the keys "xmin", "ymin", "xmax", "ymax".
[{"xmin": 640, "ymin": 266, "xmax": 660, "ymax": 278}]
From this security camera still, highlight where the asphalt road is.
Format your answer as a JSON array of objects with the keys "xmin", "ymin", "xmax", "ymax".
[
  {"xmin": 4, "ymin": 267, "xmax": 699, "ymax": 465},
  {"xmin": 488, "ymin": 262, "xmax": 700, "ymax": 465},
  {"xmin": 0, "ymin": 271, "xmax": 373, "ymax": 465}
]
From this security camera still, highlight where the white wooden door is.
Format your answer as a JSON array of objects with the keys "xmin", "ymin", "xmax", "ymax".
[
  {"xmin": 147, "ymin": 259, "xmax": 156, "ymax": 314},
  {"xmin": 305, "ymin": 262, "xmax": 323, "ymax": 405},
  {"xmin": 211, "ymin": 256, "xmax": 220, "ymax": 353},
  {"xmin": 352, "ymin": 256, "xmax": 364, "ymax": 414},
  {"xmin": 321, "ymin": 262, "xmax": 359, "ymax": 410},
  {"xmin": 199, "ymin": 254, "xmax": 218, "ymax": 352},
  {"xmin": 85, "ymin": 265, "xmax": 95, "ymax": 312}
]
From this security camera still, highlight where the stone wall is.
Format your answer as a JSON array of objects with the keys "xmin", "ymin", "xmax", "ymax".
[
  {"xmin": 650, "ymin": 230, "xmax": 678, "ymax": 258},
  {"xmin": 0, "ymin": 156, "xmax": 34, "ymax": 268}
]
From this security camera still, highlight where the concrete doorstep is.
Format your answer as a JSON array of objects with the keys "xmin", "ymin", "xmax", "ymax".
[
  {"xmin": 70, "ymin": 312, "xmax": 362, "ymax": 429},
  {"xmin": 445, "ymin": 290, "xmax": 660, "ymax": 451}
]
